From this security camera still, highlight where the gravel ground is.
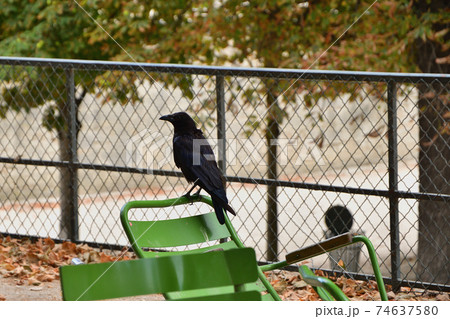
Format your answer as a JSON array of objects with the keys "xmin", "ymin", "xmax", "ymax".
[{"xmin": 0, "ymin": 275, "xmax": 164, "ymax": 301}]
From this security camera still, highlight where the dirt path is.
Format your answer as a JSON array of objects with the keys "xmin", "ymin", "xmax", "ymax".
[
  {"xmin": 0, "ymin": 275, "xmax": 164, "ymax": 301},
  {"xmin": 0, "ymin": 276, "xmax": 61, "ymax": 301}
]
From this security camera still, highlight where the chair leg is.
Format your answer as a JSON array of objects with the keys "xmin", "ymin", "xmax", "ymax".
[{"xmin": 352, "ymin": 236, "xmax": 388, "ymax": 301}]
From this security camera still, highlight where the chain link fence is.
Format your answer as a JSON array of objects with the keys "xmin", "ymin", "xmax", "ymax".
[{"xmin": 0, "ymin": 57, "xmax": 449, "ymax": 293}]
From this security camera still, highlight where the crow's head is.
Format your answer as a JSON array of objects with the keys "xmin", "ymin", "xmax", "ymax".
[{"xmin": 160, "ymin": 112, "xmax": 197, "ymax": 131}]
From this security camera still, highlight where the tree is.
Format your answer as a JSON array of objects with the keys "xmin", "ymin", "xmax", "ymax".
[{"xmin": 0, "ymin": 0, "xmax": 138, "ymax": 240}]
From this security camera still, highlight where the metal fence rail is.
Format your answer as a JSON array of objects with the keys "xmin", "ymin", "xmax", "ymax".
[{"xmin": 0, "ymin": 57, "xmax": 448, "ymax": 294}]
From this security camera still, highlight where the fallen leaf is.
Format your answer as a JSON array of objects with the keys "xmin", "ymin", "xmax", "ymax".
[
  {"xmin": 436, "ymin": 294, "xmax": 449, "ymax": 301},
  {"xmin": 43, "ymin": 238, "xmax": 55, "ymax": 250},
  {"xmin": 26, "ymin": 252, "xmax": 40, "ymax": 264},
  {"xmin": 0, "ymin": 245, "xmax": 11, "ymax": 253},
  {"xmin": 2, "ymin": 263, "xmax": 15, "ymax": 271},
  {"xmin": 61, "ymin": 242, "xmax": 78, "ymax": 255},
  {"xmin": 87, "ymin": 251, "xmax": 100, "ymax": 263},
  {"xmin": 100, "ymin": 253, "xmax": 115, "ymax": 263},
  {"xmin": 0, "ymin": 294, "xmax": 5, "ymax": 301},
  {"xmin": 293, "ymin": 280, "xmax": 308, "ymax": 289},
  {"xmin": 272, "ymin": 279, "xmax": 288, "ymax": 294},
  {"xmin": 315, "ymin": 269, "xmax": 325, "ymax": 277},
  {"xmin": 27, "ymin": 277, "xmax": 41, "ymax": 286},
  {"xmin": 36, "ymin": 273, "xmax": 55, "ymax": 282}
]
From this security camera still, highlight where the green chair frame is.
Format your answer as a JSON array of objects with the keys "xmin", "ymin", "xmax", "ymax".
[
  {"xmin": 298, "ymin": 265, "xmax": 350, "ymax": 301},
  {"xmin": 120, "ymin": 195, "xmax": 388, "ymax": 301},
  {"xmin": 60, "ymin": 247, "xmax": 261, "ymax": 301}
]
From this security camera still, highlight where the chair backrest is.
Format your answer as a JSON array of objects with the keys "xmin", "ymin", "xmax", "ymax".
[
  {"xmin": 60, "ymin": 247, "xmax": 261, "ymax": 301},
  {"xmin": 120, "ymin": 196, "xmax": 282, "ymax": 301},
  {"xmin": 120, "ymin": 196, "xmax": 245, "ymax": 258}
]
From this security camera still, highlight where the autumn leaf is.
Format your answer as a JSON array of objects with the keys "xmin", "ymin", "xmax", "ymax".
[
  {"xmin": 36, "ymin": 273, "xmax": 55, "ymax": 282},
  {"xmin": 100, "ymin": 253, "xmax": 116, "ymax": 263},
  {"xmin": 61, "ymin": 242, "xmax": 78, "ymax": 255},
  {"xmin": 27, "ymin": 277, "xmax": 41, "ymax": 286},
  {"xmin": 25, "ymin": 252, "xmax": 40, "ymax": 264},
  {"xmin": 43, "ymin": 238, "xmax": 55, "ymax": 250}
]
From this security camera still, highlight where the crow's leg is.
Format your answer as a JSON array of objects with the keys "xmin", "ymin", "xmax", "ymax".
[
  {"xmin": 192, "ymin": 188, "xmax": 201, "ymax": 197},
  {"xmin": 184, "ymin": 179, "xmax": 201, "ymax": 197}
]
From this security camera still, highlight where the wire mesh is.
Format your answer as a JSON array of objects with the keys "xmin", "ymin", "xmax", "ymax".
[{"xmin": 0, "ymin": 57, "xmax": 448, "ymax": 293}]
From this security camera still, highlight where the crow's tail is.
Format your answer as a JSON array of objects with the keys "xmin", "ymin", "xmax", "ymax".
[
  {"xmin": 224, "ymin": 203, "xmax": 236, "ymax": 216},
  {"xmin": 212, "ymin": 197, "xmax": 226, "ymax": 225}
]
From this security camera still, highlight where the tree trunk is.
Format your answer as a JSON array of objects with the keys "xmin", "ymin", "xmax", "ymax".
[
  {"xmin": 417, "ymin": 82, "xmax": 449, "ymax": 284},
  {"xmin": 413, "ymin": 0, "xmax": 450, "ymax": 283},
  {"xmin": 265, "ymin": 82, "xmax": 280, "ymax": 262}
]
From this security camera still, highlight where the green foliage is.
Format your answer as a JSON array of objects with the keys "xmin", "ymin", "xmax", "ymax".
[
  {"xmin": 0, "ymin": 0, "xmax": 447, "ymax": 129},
  {"xmin": 0, "ymin": 0, "xmax": 142, "ymax": 131}
]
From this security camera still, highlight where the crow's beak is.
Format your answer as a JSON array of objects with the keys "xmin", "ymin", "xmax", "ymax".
[{"xmin": 159, "ymin": 115, "xmax": 172, "ymax": 122}]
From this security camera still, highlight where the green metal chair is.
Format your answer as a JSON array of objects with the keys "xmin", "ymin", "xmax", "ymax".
[
  {"xmin": 60, "ymin": 247, "xmax": 261, "ymax": 301},
  {"xmin": 284, "ymin": 232, "xmax": 388, "ymax": 301},
  {"xmin": 120, "ymin": 195, "xmax": 387, "ymax": 301}
]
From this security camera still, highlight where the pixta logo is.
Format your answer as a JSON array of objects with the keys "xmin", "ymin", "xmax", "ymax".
[{"xmin": 125, "ymin": 130, "xmax": 172, "ymax": 172}]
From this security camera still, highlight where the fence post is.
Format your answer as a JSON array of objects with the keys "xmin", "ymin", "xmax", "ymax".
[
  {"xmin": 387, "ymin": 81, "xmax": 400, "ymax": 292},
  {"xmin": 65, "ymin": 68, "xmax": 79, "ymax": 242},
  {"xmin": 216, "ymin": 75, "xmax": 226, "ymax": 173},
  {"xmin": 216, "ymin": 75, "xmax": 227, "ymax": 244}
]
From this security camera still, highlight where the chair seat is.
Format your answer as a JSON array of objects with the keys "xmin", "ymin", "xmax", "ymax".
[{"xmin": 60, "ymin": 248, "xmax": 262, "ymax": 301}]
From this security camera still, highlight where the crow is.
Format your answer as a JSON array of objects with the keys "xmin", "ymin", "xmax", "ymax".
[{"xmin": 160, "ymin": 112, "xmax": 236, "ymax": 224}]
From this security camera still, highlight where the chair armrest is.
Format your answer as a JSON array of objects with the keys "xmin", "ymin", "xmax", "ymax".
[
  {"xmin": 286, "ymin": 233, "xmax": 354, "ymax": 264},
  {"xmin": 259, "ymin": 233, "xmax": 353, "ymax": 272}
]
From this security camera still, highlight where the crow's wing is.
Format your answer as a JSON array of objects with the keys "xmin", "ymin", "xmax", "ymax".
[{"xmin": 173, "ymin": 132, "xmax": 225, "ymax": 194}]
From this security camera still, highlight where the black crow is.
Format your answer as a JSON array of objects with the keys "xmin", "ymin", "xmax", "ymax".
[{"xmin": 160, "ymin": 112, "xmax": 236, "ymax": 224}]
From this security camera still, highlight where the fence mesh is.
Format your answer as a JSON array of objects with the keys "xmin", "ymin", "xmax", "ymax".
[{"xmin": 0, "ymin": 58, "xmax": 448, "ymax": 293}]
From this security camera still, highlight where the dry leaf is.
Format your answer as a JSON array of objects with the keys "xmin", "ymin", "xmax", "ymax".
[
  {"xmin": 43, "ymin": 238, "xmax": 55, "ymax": 250},
  {"xmin": 315, "ymin": 269, "xmax": 325, "ymax": 277},
  {"xmin": 36, "ymin": 273, "xmax": 55, "ymax": 282},
  {"xmin": 436, "ymin": 294, "xmax": 449, "ymax": 301},
  {"xmin": 26, "ymin": 252, "xmax": 40, "ymax": 264},
  {"xmin": 293, "ymin": 280, "xmax": 308, "ymax": 289},
  {"xmin": 387, "ymin": 291, "xmax": 396, "ymax": 300},
  {"xmin": 27, "ymin": 277, "xmax": 41, "ymax": 286},
  {"xmin": 100, "ymin": 253, "xmax": 115, "ymax": 263},
  {"xmin": 2, "ymin": 263, "xmax": 15, "ymax": 271},
  {"xmin": 271, "ymin": 279, "xmax": 288, "ymax": 294},
  {"xmin": 61, "ymin": 242, "xmax": 78, "ymax": 255}
]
